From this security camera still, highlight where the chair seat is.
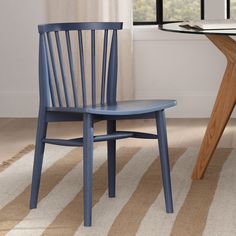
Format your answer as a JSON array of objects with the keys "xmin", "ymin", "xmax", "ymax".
[{"xmin": 48, "ymin": 99, "xmax": 176, "ymax": 116}]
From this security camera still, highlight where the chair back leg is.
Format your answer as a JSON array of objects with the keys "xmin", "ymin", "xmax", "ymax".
[
  {"xmin": 83, "ymin": 113, "xmax": 94, "ymax": 226},
  {"xmin": 30, "ymin": 112, "xmax": 48, "ymax": 209},
  {"xmin": 107, "ymin": 120, "xmax": 116, "ymax": 197},
  {"xmin": 155, "ymin": 110, "xmax": 173, "ymax": 213}
]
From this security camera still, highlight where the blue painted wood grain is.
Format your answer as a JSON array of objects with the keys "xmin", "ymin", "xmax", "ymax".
[{"xmin": 30, "ymin": 22, "xmax": 176, "ymax": 227}]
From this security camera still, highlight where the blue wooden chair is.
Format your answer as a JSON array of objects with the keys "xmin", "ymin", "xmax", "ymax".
[{"xmin": 30, "ymin": 22, "xmax": 177, "ymax": 226}]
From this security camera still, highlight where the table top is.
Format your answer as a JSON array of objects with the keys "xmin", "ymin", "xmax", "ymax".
[{"xmin": 160, "ymin": 22, "xmax": 236, "ymax": 35}]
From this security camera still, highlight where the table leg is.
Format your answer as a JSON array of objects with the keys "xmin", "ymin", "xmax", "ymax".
[{"xmin": 192, "ymin": 35, "xmax": 236, "ymax": 180}]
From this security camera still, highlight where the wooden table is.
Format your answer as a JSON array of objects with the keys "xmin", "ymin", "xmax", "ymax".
[{"xmin": 160, "ymin": 23, "xmax": 236, "ymax": 179}]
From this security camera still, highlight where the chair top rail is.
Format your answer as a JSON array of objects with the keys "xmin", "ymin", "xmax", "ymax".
[{"xmin": 38, "ymin": 22, "xmax": 123, "ymax": 33}]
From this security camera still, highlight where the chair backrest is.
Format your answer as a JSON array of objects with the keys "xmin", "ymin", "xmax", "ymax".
[{"xmin": 38, "ymin": 22, "xmax": 123, "ymax": 109}]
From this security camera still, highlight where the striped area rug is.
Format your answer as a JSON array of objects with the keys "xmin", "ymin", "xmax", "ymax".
[{"xmin": 0, "ymin": 144, "xmax": 235, "ymax": 236}]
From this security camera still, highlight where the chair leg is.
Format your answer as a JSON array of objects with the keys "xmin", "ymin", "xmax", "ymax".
[
  {"xmin": 107, "ymin": 120, "xmax": 116, "ymax": 198},
  {"xmin": 30, "ymin": 112, "xmax": 48, "ymax": 209},
  {"xmin": 83, "ymin": 113, "xmax": 94, "ymax": 227},
  {"xmin": 155, "ymin": 110, "xmax": 173, "ymax": 213}
]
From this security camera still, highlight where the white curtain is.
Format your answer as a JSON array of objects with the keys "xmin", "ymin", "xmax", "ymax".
[{"xmin": 47, "ymin": 0, "xmax": 134, "ymax": 101}]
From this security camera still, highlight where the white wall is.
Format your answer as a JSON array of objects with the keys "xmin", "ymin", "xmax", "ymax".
[
  {"xmin": 134, "ymin": 0, "xmax": 236, "ymax": 118},
  {"xmin": 0, "ymin": 0, "xmax": 47, "ymax": 117},
  {"xmin": 0, "ymin": 0, "xmax": 235, "ymax": 118},
  {"xmin": 134, "ymin": 28, "xmax": 230, "ymax": 118}
]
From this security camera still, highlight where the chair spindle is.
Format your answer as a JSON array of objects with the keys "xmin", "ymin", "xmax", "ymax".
[
  {"xmin": 101, "ymin": 30, "xmax": 108, "ymax": 105},
  {"xmin": 78, "ymin": 30, "xmax": 87, "ymax": 107},
  {"xmin": 65, "ymin": 31, "xmax": 79, "ymax": 107},
  {"xmin": 107, "ymin": 30, "xmax": 118, "ymax": 105},
  {"xmin": 91, "ymin": 30, "xmax": 96, "ymax": 106},
  {"xmin": 55, "ymin": 31, "xmax": 70, "ymax": 107},
  {"xmin": 43, "ymin": 34, "xmax": 56, "ymax": 107},
  {"xmin": 47, "ymin": 32, "xmax": 63, "ymax": 107}
]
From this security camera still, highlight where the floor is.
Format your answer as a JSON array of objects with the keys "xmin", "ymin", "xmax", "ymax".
[{"xmin": 0, "ymin": 118, "xmax": 236, "ymax": 163}]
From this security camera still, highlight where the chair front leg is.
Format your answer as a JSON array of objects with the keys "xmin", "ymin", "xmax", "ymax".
[
  {"xmin": 107, "ymin": 120, "xmax": 116, "ymax": 197},
  {"xmin": 30, "ymin": 110, "xmax": 47, "ymax": 209},
  {"xmin": 83, "ymin": 113, "xmax": 94, "ymax": 226},
  {"xmin": 155, "ymin": 110, "xmax": 173, "ymax": 213}
]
